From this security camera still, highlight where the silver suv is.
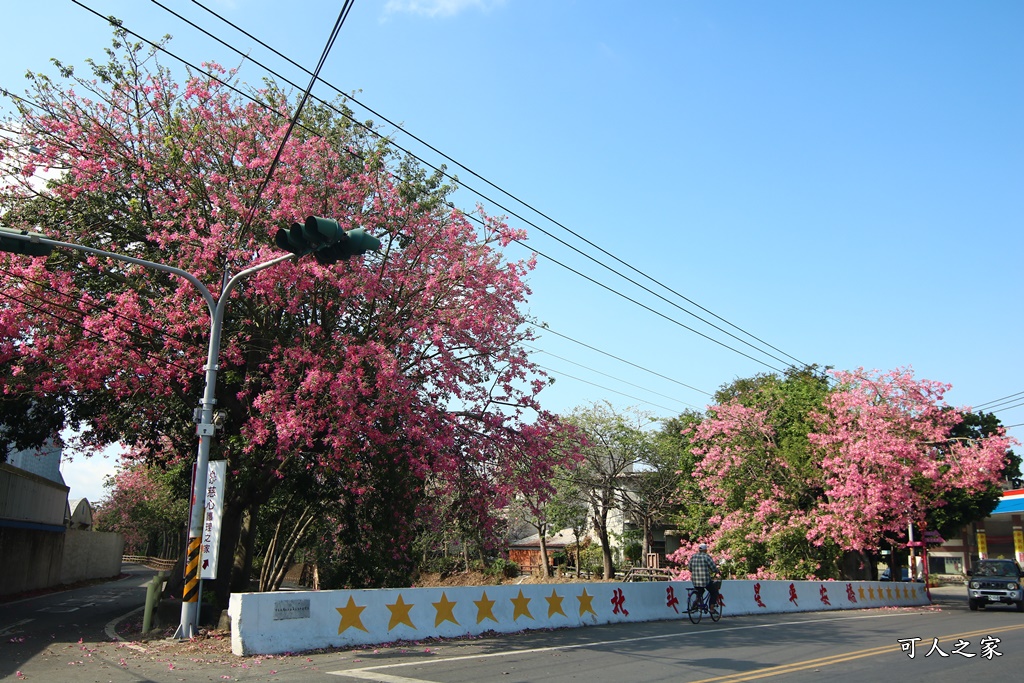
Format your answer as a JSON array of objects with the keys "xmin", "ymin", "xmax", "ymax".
[{"xmin": 967, "ymin": 559, "xmax": 1024, "ymax": 612}]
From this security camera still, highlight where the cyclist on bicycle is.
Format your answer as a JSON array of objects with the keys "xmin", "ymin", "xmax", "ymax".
[{"xmin": 689, "ymin": 543, "xmax": 720, "ymax": 610}]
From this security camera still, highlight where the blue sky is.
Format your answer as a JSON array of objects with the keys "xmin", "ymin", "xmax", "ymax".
[{"xmin": 2, "ymin": 0, "xmax": 1021, "ymax": 501}]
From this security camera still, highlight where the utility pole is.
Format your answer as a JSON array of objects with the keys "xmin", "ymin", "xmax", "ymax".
[
  {"xmin": 0, "ymin": 226, "xmax": 293, "ymax": 638},
  {"xmin": 2, "ymin": 219, "xmax": 379, "ymax": 637}
]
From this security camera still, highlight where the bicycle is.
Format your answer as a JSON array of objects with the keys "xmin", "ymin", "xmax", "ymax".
[{"xmin": 686, "ymin": 581, "xmax": 723, "ymax": 624}]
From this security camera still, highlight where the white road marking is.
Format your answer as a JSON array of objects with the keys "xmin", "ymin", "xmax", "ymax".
[
  {"xmin": 0, "ymin": 618, "xmax": 34, "ymax": 637},
  {"xmin": 105, "ymin": 605, "xmax": 146, "ymax": 649},
  {"xmin": 330, "ymin": 671, "xmax": 437, "ymax": 683},
  {"xmin": 326, "ymin": 610, "xmax": 929, "ymax": 681}
]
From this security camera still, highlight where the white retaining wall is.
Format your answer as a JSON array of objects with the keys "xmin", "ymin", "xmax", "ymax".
[
  {"xmin": 60, "ymin": 529, "xmax": 125, "ymax": 584},
  {"xmin": 229, "ymin": 579, "xmax": 929, "ymax": 656}
]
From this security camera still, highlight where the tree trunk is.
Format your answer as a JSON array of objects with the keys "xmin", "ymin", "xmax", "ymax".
[
  {"xmin": 574, "ymin": 532, "xmax": 582, "ymax": 578},
  {"xmin": 538, "ymin": 535, "xmax": 551, "ymax": 578},
  {"xmin": 840, "ymin": 549, "xmax": 873, "ymax": 580},
  {"xmin": 595, "ymin": 506, "xmax": 613, "ymax": 579},
  {"xmin": 214, "ymin": 498, "xmax": 259, "ymax": 609},
  {"xmin": 260, "ymin": 503, "xmax": 318, "ymax": 592}
]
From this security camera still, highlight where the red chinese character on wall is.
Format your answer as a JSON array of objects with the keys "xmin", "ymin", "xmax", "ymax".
[
  {"xmin": 788, "ymin": 583, "xmax": 799, "ymax": 606},
  {"xmin": 819, "ymin": 584, "xmax": 831, "ymax": 606},
  {"xmin": 753, "ymin": 582, "xmax": 766, "ymax": 608},
  {"xmin": 611, "ymin": 588, "xmax": 629, "ymax": 616},
  {"xmin": 845, "ymin": 583, "xmax": 857, "ymax": 603},
  {"xmin": 666, "ymin": 586, "xmax": 680, "ymax": 613}
]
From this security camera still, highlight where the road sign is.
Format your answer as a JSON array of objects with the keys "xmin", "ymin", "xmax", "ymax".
[{"xmin": 200, "ymin": 460, "xmax": 227, "ymax": 579}]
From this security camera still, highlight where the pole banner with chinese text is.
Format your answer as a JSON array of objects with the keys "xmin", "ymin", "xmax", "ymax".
[{"xmin": 200, "ymin": 460, "xmax": 227, "ymax": 579}]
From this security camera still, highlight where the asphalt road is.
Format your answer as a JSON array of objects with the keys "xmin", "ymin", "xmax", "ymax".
[
  {"xmin": 2, "ymin": 577, "xmax": 1022, "ymax": 682},
  {"xmin": 0, "ymin": 563, "xmax": 158, "ymax": 680}
]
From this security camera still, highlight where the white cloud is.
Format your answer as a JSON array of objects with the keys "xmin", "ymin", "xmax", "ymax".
[{"xmin": 383, "ymin": 0, "xmax": 507, "ymax": 19}]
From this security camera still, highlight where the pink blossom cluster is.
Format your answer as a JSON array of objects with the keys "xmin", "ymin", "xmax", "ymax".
[
  {"xmin": 0, "ymin": 45, "xmax": 575, "ymax": 575},
  {"xmin": 668, "ymin": 367, "xmax": 1016, "ymax": 577}
]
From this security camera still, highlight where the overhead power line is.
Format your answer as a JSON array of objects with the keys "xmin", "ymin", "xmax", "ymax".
[
  {"xmin": 0, "ymin": 286, "xmax": 196, "ymax": 376},
  {"xmin": 1, "ymin": 266, "xmax": 196, "ymax": 347},
  {"xmin": 531, "ymin": 364, "xmax": 681, "ymax": 415},
  {"xmin": 3, "ymin": 263, "xmax": 710, "ymax": 413},
  {"xmin": 4, "ymin": 81, "xmax": 789, "ymax": 383},
  {"xmin": 238, "ymin": 0, "xmax": 354, "ymax": 242},
  {"xmin": 55, "ymin": 2, "xmax": 798, "ymax": 377},
  {"xmin": 974, "ymin": 390, "xmax": 1024, "ymax": 411},
  {"xmin": 524, "ymin": 344, "xmax": 704, "ymax": 411},
  {"xmin": 146, "ymin": 0, "xmax": 809, "ymax": 374},
  {"xmin": 990, "ymin": 400, "xmax": 1024, "ymax": 415},
  {"xmin": 530, "ymin": 323, "xmax": 712, "ymax": 397}
]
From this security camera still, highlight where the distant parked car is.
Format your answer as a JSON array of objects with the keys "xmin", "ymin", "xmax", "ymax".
[{"xmin": 880, "ymin": 567, "xmax": 911, "ymax": 582}]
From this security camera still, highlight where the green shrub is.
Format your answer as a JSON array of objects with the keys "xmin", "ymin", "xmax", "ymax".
[
  {"xmin": 623, "ymin": 542, "xmax": 642, "ymax": 565},
  {"xmin": 421, "ymin": 556, "xmax": 462, "ymax": 577},
  {"xmin": 485, "ymin": 558, "xmax": 519, "ymax": 579}
]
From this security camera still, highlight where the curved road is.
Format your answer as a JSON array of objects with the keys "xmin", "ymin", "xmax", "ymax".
[{"xmin": 3, "ymin": 577, "xmax": 1021, "ymax": 682}]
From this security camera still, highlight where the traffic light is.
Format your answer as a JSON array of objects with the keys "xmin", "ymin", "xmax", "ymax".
[
  {"xmin": 0, "ymin": 227, "xmax": 53, "ymax": 257},
  {"xmin": 275, "ymin": 216, "xmax": 380, "ymax": 264}
]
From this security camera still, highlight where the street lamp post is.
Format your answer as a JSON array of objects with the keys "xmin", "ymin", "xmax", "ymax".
[
  {"xmin": 0, "ymin": 227, "xmax": 294, "ymax": 638},
  {"xmin": 171, "ymin": 252, "xmax": 296, "ymax": 639}
]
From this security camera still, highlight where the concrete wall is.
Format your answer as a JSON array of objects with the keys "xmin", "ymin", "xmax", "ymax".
[
  {"xmin": 229, "ymin": 579, "xmax": 930, "ymax": 656},
  {"xmin": 0, "ymin": 526, "xmax": 64, "ymax": 596},
  {"xmin": 0, "ymin": 465, "xmax": 123, "ymax": 595},
  {"xmin": 0, "ymin": 528, "xmax": 124, "ymax": 596},
  {"xmin": 60, "ymin": 529, "xmax": 124, "ymax": 584},
  {"xmin": 0, "ymin": 463, "xmax": 68, "ymax": 526}
]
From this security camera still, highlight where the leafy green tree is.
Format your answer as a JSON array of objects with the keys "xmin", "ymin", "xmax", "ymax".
[
  {"xmin": 563, "ymin": 403, "xmax": 654, "ymax": 579},
  {"xmin": 546, "ymin": 467, "xmax": 590, "ymax": 577},
  {"xmin": 618, "ymin": 432, "xmax": 682, "ymax": 566},
  {"xmin": 658, "ymin": 411, "xmax": 713, "ymax": 551},
  {"xmin": 668, "ymin": 367, "xmax": 839, "ymax": 578}
]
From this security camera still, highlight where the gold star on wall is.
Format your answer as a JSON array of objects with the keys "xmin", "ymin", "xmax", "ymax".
[
  {"xmin": 868, "ymin": 586, "xmax": 876, "ymax": 600},
  {"xmin": 474, "ymin": 591, "xmax": 497, "ymax": 625},
  {"xmin": 858, "ymin": 586, "xmax": 866, "ymax": 600},
  {"xmin": 511, "ymin": 589, "xmax": 534, "ymax": 621},
  {"xmin": 546, "ymin": 589, "xmax": 566, "ymax": 618},
  {"xmin": 336, "ymin": 596, "xmax": 368, "ymax": 634},
  {"xmin": 386, "ymin": 594, "xmax": 415, "ymax": 631},
  {"xmin": 433, "ymin": 592, "xmax": 460, "ymax": 627},
  {"xmin": 577, "ymin": 588, "xmax": 596, "ymax": 617}
]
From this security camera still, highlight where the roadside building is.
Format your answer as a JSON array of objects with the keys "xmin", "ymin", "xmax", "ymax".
[{"xmin": 927, "ymin": 488, "xmax": 1024, "ymax": 580}]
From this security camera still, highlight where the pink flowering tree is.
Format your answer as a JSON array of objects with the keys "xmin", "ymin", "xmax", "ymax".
[
  {"xmin": 806, "ymin": 368, "xmax": 1015, "ymax": 552},
  {"xmin": 666, "ymin": 367, "xmax": 1017, "ymax": 579},
  {"xmin": 667, "ymin": 368, "xmax": 835, "ymax": 578},
  {"xmin": 0, "ymin": 31, "xmax": 570, "ymax": 597},
  {"xmin": 93, "ymin": 460, "xmax": 188, "ymax": 557}
]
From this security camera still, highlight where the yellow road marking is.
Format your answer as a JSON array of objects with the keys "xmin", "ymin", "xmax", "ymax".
[{"xmin": 688, "ymin": 623, "xmax": 1024, "ymax": 683}]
